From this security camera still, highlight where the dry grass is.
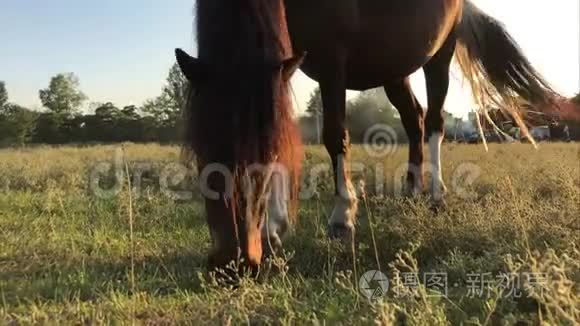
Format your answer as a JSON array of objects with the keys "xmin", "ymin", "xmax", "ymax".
[{"xmin": 0, "ymin": 142, "xmax": 578, "ymax": 325}]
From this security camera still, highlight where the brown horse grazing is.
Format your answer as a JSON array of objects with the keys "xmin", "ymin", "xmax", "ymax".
[
  {"xmin": 282, "ymin": 0, "xmax": 558, "ymax": 239},
  {"xmin": 176, "ymin": 0, "xmax": 559, "ymax": 271},
  {"xmin": 175, "ymin": 0, "xmax": 304, "ymax": 272}
]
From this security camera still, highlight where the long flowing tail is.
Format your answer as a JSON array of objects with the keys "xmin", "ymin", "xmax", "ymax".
[{"xmin": 455, "ymin": 0, "xmax": 561, "ymax": 146}]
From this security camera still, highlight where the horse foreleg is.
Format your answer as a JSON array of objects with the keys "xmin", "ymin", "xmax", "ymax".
[
  {"xmin": 424, "ymin": 34, "xmax": 456, "ymax": 204},
  {"xmin": 320, "ymin": 54, "xmax": 358, "ymax": 240},
  {"xmin": 262, "ymin": 173, "xmax": 290, "ymax": 256},
  {"xmin": 384, "ymin": 78, "xmax": 425, "ymax": 196}
]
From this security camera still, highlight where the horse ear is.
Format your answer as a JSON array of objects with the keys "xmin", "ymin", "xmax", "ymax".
[
  {"xmin": 281, "ymin": 52, "xmax": 306, "ymax": 81},
  {"xmin": 175, "ymin": 48, "xmax": 205, "ymax": 83}
]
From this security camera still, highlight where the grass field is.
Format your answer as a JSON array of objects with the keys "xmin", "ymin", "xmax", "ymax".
[{"xmin": 0, "ymin": 143, "xmax": 579, "ymax": 325}]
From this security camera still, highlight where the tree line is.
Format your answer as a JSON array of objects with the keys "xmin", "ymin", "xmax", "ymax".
[
  {"xmin": 0, "ymin": 63, "xmax": 188, "ymax": 146},
  {"xmin": 297, "ymin": 87, "xmax": 469, "ymax": 144},
  {"xmin": 2, "ymin": 64, "xmax": 576, "ymax": 147},
  {"xmin": 300, "ymin": 87, "xmax": 580, "ymax": 144},
  {"xmin": 0, "ymin": 63, "xmax": 416, "ymax": 147}
]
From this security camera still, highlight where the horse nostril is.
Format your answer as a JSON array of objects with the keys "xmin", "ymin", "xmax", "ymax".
[{"xmin": 207, "ymin": 243, "xmax": 262, "ymax": 279}]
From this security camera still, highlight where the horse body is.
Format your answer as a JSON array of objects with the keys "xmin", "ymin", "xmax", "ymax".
[
  {"xmin": 177, "ymin": 0, "xmax": 559, "ymax": 272},
  {"xmin": 282, "ymin": 0, "xmax": 469, "ymax": 237},
  {"xmin": 280, "ymin": 0, "xmax": 557, "ymax": 239},
  {"xmin": 287, "ymin": 0, "xmax": 462, "ymax": 89}
]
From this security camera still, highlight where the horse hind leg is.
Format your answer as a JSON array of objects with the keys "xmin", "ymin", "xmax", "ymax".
[
  {"xmin": 384, "ymin": 78, "xmax": 425, "ymax": 196},
  {"xmin": 424, "ymin": 33, "xmax": 456, "ymax": 204}
]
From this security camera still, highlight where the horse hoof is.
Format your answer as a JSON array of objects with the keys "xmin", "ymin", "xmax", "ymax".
[
  {"xmin": 262, "ymin": 235, "xmax": 283, "ymax": 258},
  {"xmin": 405, "ymin": 187, "xmax": 424, "ymax": 198},
  {"xmin": 430, "ymin": 199, "xmax": 447, "ymax": 213},
  {"xmin": 328, "ymin": 223, "xmax": 355, "ymax": 243}
]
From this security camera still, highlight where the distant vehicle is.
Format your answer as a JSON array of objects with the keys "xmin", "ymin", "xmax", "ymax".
[
  {"xmin": 479, "ymin": 109, "xmax": 572, "ymax": 142},
  {"xmin": 530, "ymin": 126, "xmax": 551, "ymax": 141},
  {"xmin": 467, "ymin": 131, "xmax": 505, "ymax": 144},
  {"xmin": 510, "ymin": 124, "xmax": 570, "ymax": 143},
  {"xmin": 548, "ymin": 123, "xmax": 572, "ymax": 142}
]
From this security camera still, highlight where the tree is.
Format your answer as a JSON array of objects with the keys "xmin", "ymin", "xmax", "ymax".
[
  {"xmin": 141, "ymin": 97, "xmax": 167, "ymax": 123},
  {"xmin": 304, "ymin": 87, "xmax": 323, "ymax": 143},
  {"xmin": 39, "ymin": 73, "xmax": 87, "ymax": 116},
  {"xmin": 0, "ymin": 81, "xmax": 8, "ymax": 110},
  {"xmin": 143, "ymin": 62, "xmax": 189, "ymax": 126},
  {"xmin": 117, "ymin": 105, "xmax": 144, "ymax": 142},
  {"xmin": 0, "ymin": 104, "xmax": 38, "ymax": 146},
  {"xmin": 121, "ymin": 105, "xmax": 140, "ymax": 120},
  {"xmin": 139, "ymin": 62, "xmax": 189, "ymax": 143},
  {"xmin": 32, "ymin": 113, "xmax": 64, "ymax": 144},
  {"xmin": 161, "ymin": 62, "xmax": 189, "ymax": 115},
  {"xmin": 94, "ymin": 102, "xmax": 121, "ymax": 121},
  {"xmin": 298, "ymin": 115, "xmax": 319, "ymax": 144},
  {"xmin": 346, "ymin": 88, "xmax": 406, "ymax": 143},
  {"xmin": 0, "ymin": 83, "xmax": 38, "ymax": 146},
  {"xmin": 573, "ymin": 92, "xmax": 580, "ymax": 105},
  {"xmin": 91, "ymin": 102, "xmax": 122, "ymax": 142},
  {"xmin": 306, "ymin": 87, "xmax": 322, "ymax": 117}
]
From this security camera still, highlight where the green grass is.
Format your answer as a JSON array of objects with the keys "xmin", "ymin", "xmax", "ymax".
[{"xmin": 0, "ymin": 143, "xmax": 579, "ymax": 325}]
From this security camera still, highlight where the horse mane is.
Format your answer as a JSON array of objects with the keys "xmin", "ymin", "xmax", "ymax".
[
  {"xmin": 183, "ymin": 0, "xmax": 302, "ymax": 220},
  {"xmin": 194, "ymin": 0, "xmax": 290, "ymax": 62}
]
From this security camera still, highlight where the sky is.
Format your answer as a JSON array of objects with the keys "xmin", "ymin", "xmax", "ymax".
[{"xmin": 0, "ymin": 0, "xmax": 578, "ymax": 118}]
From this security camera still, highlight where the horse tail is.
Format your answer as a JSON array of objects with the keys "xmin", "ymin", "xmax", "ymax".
[{"xmin": 455, "ymin": 0, "xmax": 561, "ymax": 147}]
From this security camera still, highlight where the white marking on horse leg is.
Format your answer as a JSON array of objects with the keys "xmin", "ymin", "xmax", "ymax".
[
  {"xmin": 262, "ymin": 175, "xmax": 289, "ymax": 250},
  {"xmin": 428, "ymin": 132, "xmax": 447, "ymax": 201},
  {"xmin": 411, "ymin": 181, "xmax": 423, "ymax": 196},
  {"xmin": 328, "ymin": 155, "xmax": 358, "ymax": 228},
  {"xmin": 329, "ymin": 191, "xmax": 358, "ymax": 228},
  {"xmin": 408, "ymin": 163, "xmax": 423, "ymax": 197}
]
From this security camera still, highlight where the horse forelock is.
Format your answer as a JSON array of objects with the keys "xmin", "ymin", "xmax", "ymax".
[
  {"xmin": 195, "ymin": 0, "xmax": 290, "ymax": 63},
  {"xmin": 185, "ymin": 0, "xmax": 302, "ymax": 217}
]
